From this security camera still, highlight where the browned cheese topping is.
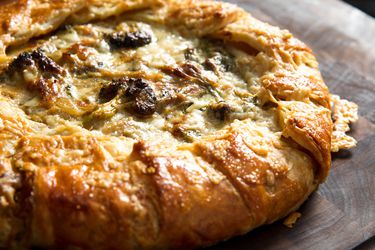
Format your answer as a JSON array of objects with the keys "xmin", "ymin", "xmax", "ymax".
[{"xmin": 0, "ymin": 19, "xmax": 274, "ymax": 144}]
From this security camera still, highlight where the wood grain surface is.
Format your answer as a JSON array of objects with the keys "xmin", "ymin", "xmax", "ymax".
[{"xmin": 209, "ymin": 0, "xmax": 375, "ymax": 249}]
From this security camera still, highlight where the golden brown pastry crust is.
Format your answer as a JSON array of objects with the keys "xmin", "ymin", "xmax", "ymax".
[{"xmin": 0, "ymin": 0, "xmax": 357, "ymax": 249}]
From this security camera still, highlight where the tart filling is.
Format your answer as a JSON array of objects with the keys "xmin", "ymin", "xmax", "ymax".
[{"xmin": 1, "ymin": 19, "xmax": 274, "ymax": 143}]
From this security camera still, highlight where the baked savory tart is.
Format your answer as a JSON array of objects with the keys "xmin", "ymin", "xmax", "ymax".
[{"xmin": 0, "ymin": 0, "xmax": 358, "ymax": 249}]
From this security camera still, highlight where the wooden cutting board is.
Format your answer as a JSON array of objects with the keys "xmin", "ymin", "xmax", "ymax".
[{"xmin": 209, "ymin": 0, "xmax": 375, "ymax": 249}]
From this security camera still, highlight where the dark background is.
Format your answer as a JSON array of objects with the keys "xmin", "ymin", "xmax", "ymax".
[{"xmin": 343, "ymin": 0, "xmax": 375, "ymax": 17}]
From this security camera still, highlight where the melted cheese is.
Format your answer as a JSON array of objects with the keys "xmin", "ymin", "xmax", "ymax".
[{"xmin": 0, "ymin": 19, "xmax": 276, "ymax": 144}]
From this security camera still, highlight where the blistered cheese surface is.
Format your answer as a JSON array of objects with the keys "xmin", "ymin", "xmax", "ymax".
[{"xmin": 0, "ymin": 19, "xmax": 276, "ymax": 145}]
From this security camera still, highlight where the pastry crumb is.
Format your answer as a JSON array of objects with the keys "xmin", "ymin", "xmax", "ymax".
[{"xmin": 283, "ymin": 212, "xmax": 302, "ymax": 228}]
